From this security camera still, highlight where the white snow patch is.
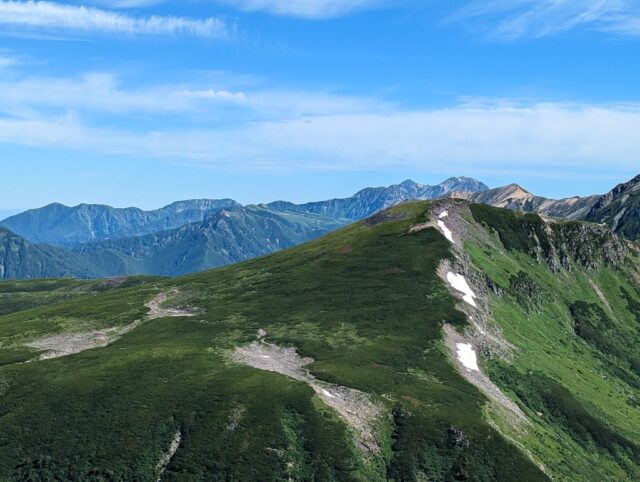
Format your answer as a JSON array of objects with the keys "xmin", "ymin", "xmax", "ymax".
[
  {"xmin": 446, "ymin": 272, "xmax": 477, "ymax": 307},
  {"xmin": 437, "ymin": 220, "xmax": 455, "ymax": 244},
  {"xmin": 439, "ymin": 210, "xmax": 449, "ymax": 219},
  {"xmin": 456, "ymin": 343, "xmax": 479, "ymax": 371}
]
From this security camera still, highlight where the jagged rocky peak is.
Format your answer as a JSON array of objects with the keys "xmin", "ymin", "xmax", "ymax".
[
  {"xmin": 438, "ymin": 176, "xmax": 490, "ymax": 193},
  {"xmin": 585, "ymin": 173, "xmax": 640, "ymax": 240}
]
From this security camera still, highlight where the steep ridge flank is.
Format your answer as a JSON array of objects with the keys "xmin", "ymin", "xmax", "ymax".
[
  {"xmin": 440, "ymin": 202, "xmax": 640, "ymax": 481},
  {"xmin": 585, "ymin": 174, "xmax": 640, "ymax": 240}
]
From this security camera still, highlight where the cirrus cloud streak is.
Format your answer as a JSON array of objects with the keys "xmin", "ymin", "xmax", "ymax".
[{"xmin": 0, "ymin": 0, "xmax": 231, "ymax": 38}]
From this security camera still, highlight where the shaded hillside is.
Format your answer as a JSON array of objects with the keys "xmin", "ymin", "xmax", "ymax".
[{"xmin": 0, "ymin": 228, "xmax": 101, "ymax": 280}]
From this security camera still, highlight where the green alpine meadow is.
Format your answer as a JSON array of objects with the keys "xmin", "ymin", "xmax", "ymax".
[{"xmin": 1, "ymin": 200, "xmax": 639, "ymax": 481}]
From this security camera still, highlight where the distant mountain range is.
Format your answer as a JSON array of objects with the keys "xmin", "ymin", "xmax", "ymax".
[
  {"xmin": 266, "ymin": 177, "xmax": 489, "ymax": 221},
  {"xmin": 2, "ymin": 174, "xmax": 640, "ymax": 280},
  {"xmin": 455, "ymin": 175, "xmax": 640, "ymax": 240},
  {"xmin": 74, "ymin": 206, "xmax": 348, "ymax": 277},
  {"xmin": 0, "ymin": 177, "xmax": 487, "ymax": 279},
  {"xmin": 463, "ymin": 184, "xmax": 600, "ymax": 220},
  {"xmin": 0, "ymin": 199, "xmax": 241, "ymax": 247}
]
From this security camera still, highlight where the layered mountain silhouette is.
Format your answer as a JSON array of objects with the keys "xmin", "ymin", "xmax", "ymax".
[
  {"xmin": 0, "ymin": 177, "xmax": 487, "ymax": 279},
  {"xmin": 0, "ymin": 199, "xmax": 241, "ymax": 247},
  {"xmin": 2, "ymin": 174, "xmax": 640, "ymax": 280}
]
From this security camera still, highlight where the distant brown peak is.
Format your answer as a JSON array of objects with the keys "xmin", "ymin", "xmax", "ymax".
[{"xmin": 446, "ymin": 191, "xmax": 474, "ymax": 200}]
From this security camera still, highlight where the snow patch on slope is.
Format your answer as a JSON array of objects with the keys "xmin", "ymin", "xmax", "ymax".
[
  {"xmin": 456, "ymin": 343, "xmax": 479, "ymax": 371},
  {"xmin": 446, "ymin": 272, "xmax": 477, "ymax": 307},
  {"xmin": 438, "ymin": 220, "xmax": 455, "ymax": 244}
]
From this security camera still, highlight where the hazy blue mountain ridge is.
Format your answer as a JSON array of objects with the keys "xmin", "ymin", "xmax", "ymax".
[
  {"xmin": 266, "ymin": 177, "xmax": 490, "ymax": 220},
  {"xmin": 73, "ymin": 205, "xmax": 347, "ymax": 276},
  {"xmin": 0, "ymin": 199, "xmax": 241, "ymax": 247}
]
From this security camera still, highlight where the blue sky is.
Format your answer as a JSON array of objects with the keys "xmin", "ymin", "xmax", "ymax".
[{"xmin": 1, "ymin": 0, "xmax": 640, "ymax": 213}]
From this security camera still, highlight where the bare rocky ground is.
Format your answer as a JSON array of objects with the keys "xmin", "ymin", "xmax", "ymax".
[
  {"xmin": 28, "ymin": 322, "xmax": 142, "ymax": 361},
  {"xmin": 27, "ymin": 291, "xmax": 195, "ymax": 361},
  {"xmin": 145, "ymin": 290, "xmax": 198, "ymax": 319},
  {"xmin": 232, "ymin": 332, "xmax": 383, "ymax": 453}
]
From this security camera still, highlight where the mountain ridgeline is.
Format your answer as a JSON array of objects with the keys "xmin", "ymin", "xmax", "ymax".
[
  {"xmin": 0, "ymin": 177, "xmax": 488, "ymax": 279},
  {"xmin": 266, "ymin": 177, "xmax": 489, "ymax": 221},
  {"xmin": 0, "ymin": 200, "xmax": 639, "ymax": 480},
  {"xmin": 465, "ymin": 184, "xmax": 600, "ymax": 220},
  {"xmin": 2, "ymin": 173, "xmax": 640, "ymax": 281},
  {"xmin": 585, "ymin": 174, "xmax": 640, "ymax": 240},
  {"xmin": 0, "ymin": 199, "xmax": 242, "ymax": 247},
  {"xmin": 74, "ymin": 206, "xmax": 348, "ymax": 277}
]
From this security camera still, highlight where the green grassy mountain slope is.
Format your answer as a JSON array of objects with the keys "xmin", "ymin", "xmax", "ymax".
[{"xmin": 0, "ymin": 201, "xmax": 638, "ymax": 481}]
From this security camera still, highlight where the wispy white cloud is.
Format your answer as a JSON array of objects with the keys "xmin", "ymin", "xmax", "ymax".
[
  {"xmin": 0, "ymin": 1, "xmax": 231, "ymax": 38},
  {"xmin": 1, "ymin": 98, "xmax": 640, "ymax": 173},
  {"xmin": 0, "ymin": 54, "xmax": 17, "ymax": 69},
  {"xmin": 455, "ymin": 0, "xmax": 640, "ymax": 39},
  {"xmin": 0, "ymin": 70, "xmax": 383, "ymax": 119},
  {"xmin": 0, "ymin": 59, "xmax": 636, "ymax": 173},
  {"xmin": 213, "ymin": 0, "xmax": 386, "ymax": 19},
  {"xmin": 92, "ymin": 0, "xmax": 164, "ymax": 7}
]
